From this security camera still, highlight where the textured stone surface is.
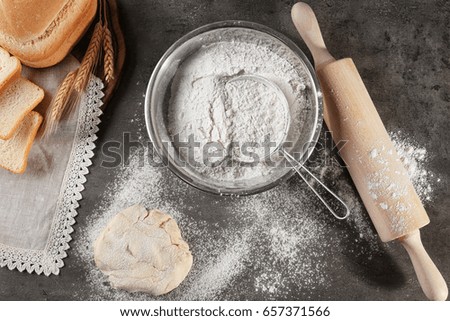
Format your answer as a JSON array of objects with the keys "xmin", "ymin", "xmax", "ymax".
[{"xmin": 0, "ymin": 0, "xmax": 448, "ymax": 300}]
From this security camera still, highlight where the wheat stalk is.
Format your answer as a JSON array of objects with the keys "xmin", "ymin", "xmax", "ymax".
[
  {"xmin": 44, "ymin": 70, "xmax": 77, "ymax": 137},
  {"xmin": 44, "ymin": 0, "xmax": 119, "ymax": 137},
  {"xmin": 102, "ymin": 0, "xmax": 114, "ymax": 83},
  {"xmin": 74, "ymin": 22, "xmax": 104, "ymax": 92},
  {"xmin": 103, "ymin": 27, "xmax": 115, "ymax": 83}
]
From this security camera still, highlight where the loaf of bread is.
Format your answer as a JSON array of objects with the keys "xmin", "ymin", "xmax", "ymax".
[
  {"xmin": 0, "ymin": 0, "xmax": 97, "ymax": 68},
  {"xmin": 0, "ymin": 47, "xmax": 21, "ymax": 93},
  {"xmin": 0, "ymin": 78, "xmax": 44, "ymax": 140},
  {"xmin": 0, "ymin": 111, "xmax": 43, "ymax": 174}
]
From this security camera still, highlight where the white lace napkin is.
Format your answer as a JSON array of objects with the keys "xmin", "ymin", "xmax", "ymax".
[{"xmin": 0, "ymin": 56, "xmax": 104, "ymax": 275}]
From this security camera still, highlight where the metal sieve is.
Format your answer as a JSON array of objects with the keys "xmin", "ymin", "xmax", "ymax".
[
  {"xmin": 145, "ymin": 21, "xmax": 326, "ymax": 196},
  {"xmin": 230, "ymin": 75, "xmax": 349, "ymax": 219}
]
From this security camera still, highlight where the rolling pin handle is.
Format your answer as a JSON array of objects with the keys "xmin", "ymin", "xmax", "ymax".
[
  {"xmin": 291, "ymin": 2, "xmax": 335, "ymax": 68},
  {"xmin": 399, "ymin": 230, "xmax": 448, "ymax": 301}
]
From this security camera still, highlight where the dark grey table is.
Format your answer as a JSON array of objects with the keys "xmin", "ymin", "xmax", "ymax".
[{"xmin": 0, "ymin": 0, "xmax": 448, "ymax": 300}]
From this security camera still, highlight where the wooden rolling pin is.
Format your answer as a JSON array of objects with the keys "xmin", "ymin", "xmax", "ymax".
[{"xmin": 291, "ymin": 2, "xmax": 448, "ymax": 300}]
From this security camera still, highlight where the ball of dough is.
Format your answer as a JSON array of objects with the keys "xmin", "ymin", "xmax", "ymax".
[{"xmin": 93, "ymin": 204, "xmax": 193, "ymax": 296}]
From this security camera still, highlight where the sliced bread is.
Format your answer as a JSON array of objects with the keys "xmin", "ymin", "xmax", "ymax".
[
  {"xmin": 0, "ymin": 47, "xmax": 21, "ymax": 93},
  {"xmin": 0, "ymin": 77, "xmax": 44, "ymax": 140},
  {"xmin": 0, "ymin": 111, "xmax": 43, "ymax": 174}
]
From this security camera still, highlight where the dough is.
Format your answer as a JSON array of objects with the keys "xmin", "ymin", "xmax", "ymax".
[{"xmin": 93, "ymin": 204, "xmax": 193, "ymax": 295}]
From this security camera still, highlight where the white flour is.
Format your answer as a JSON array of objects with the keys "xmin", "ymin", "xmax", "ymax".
[
  {"xmin": 74, "ymin": 131, "xmax": 439, "ymax": 300},
  {"xmin": 168, "ymin": 32, "xmax": 311, "ymax": 181},
  {"xmin": 390, "ymin": 131, "xmax": 435, "ymax": 202}
]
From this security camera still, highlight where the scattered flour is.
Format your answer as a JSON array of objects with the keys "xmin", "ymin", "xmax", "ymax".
[
  {"xmin": 74, "ymin": 129, "xmax": 438, "ymax": 300},
  {"xmin": 370, "ymin": 148, "xmax": 378, "ymax": 159},
  {"xmin": 358, "ymin": 130, "xmax": 438, "ymax": 235},
  {"xmin": 390, "ymin": 131, "xmax": 435, "ymax": 202}
]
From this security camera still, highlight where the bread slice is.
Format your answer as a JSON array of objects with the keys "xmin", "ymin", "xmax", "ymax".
[
  {"xmin": 0, "ymin": 111, "xmax": 43, "ymax": 174},
  {"xmin": 0, "ymin": 78, "xmax": 44, "ymax": 140},
  {"xmin": 0, "ymin": 0, "xmax": 97, "ymax": 68},
  {"xmin": 0, "ymin": 47, "xmax": 21, "ymax": 93}
]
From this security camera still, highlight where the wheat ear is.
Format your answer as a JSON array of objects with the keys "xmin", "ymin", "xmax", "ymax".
[
  {"xmin": 74, "ymin": 22, "xmax": 104, "ymax": 92},
  {"xmin": 103, "ymin": 27, "xmax": 115, "ymax": 83},
  {"xmin": 43, "ymin": 70, "xmax": 77, "ymax": 137}
]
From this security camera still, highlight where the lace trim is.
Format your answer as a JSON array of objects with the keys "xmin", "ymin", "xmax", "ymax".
[{"xmin": 0, "ymin": 77, "xmax": 104, "ymax": 276}]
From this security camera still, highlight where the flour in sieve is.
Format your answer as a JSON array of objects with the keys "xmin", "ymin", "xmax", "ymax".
[{"xmin": 168, "ymin": 34, "xmax": 311, "ymax": 181}]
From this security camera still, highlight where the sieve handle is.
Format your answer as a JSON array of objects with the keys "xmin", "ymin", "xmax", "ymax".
[{"xmin": 281, "ymin": 149, "xmax": 349, "ymax": 220}]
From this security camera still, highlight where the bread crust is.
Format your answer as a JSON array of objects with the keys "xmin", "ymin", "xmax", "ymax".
[
  {"xmin": 16, "ymin": 112, "xmax": 43, "ymax": 174},
  {"xmin": 0, "ymin": 78, "xmax": 45, "ymax": 140},
  {"xmin": 0, "ymin": 48, "xmax": 21, "ymax": 94},
  {"xmin": 0, "ymin": 111, "xmax": 43, "ymax": 174},
  {"xmin": 0, "ymin": 0, "xmax": 97, "ymax": 68}
]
